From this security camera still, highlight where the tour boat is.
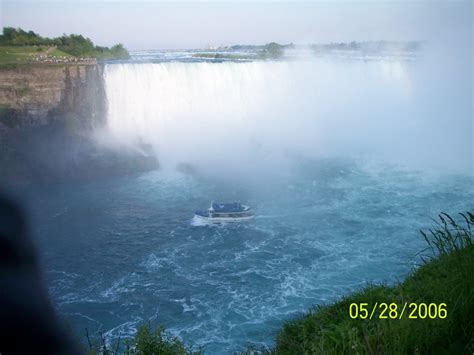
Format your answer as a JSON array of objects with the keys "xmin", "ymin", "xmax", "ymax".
[{"xmin": 194, "ymin": 202, "xmax": 254, "ymax": 223}]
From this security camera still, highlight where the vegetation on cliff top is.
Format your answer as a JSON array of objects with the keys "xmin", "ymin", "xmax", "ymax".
[
  {"xmin": 0, "ymin": 27, "xmax": 130, "ymax": 64},
  {"xmin": 0, "ymin": 45, "xmax": 72, "ymax": 65},
  {"xmin": 85, "ymin": 212, "xmax": 473, "ymax": 354}
]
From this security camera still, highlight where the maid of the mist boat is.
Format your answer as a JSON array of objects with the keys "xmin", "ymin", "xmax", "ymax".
[{"xmin": 194, "ymin": 201, "xmax": 254, "ymax": 223}]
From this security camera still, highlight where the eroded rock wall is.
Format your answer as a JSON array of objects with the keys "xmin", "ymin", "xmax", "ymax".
[
  {"xmin": 0, "ymin": 64, "xmax": 105, "ymax": 131},
  {"xmin": 0, "ymin": 64, "xmax": 159, "ymax": 184}
]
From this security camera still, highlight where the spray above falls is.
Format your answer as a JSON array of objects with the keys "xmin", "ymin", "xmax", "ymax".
[{"xmin": 102, "ymin": 58, "xmax": 472, "ymax": 176}]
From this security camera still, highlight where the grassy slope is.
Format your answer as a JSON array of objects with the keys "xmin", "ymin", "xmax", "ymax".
[
  {"xmin": 50, "ymin": 48, "xmax": 73, "ymax": 58},
  {"xmin": 0, "ymin": 46, "xmax": 38, "ymax": 64},
  {"xmin": 0, "ymin": 46, "xmax": 72, "ymax": 64},
  {"xmin": 0, "ymin": 45, "xmax": 128, "ymax": 67},
  {"xmin": 275, "ymin": 244, "xmax": 474, "ymax": 354}
]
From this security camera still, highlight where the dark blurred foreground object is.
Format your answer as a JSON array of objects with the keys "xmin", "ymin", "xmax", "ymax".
[{"xmin": 0, "ymin": 193, "xmax": 80, "ymax": 354}]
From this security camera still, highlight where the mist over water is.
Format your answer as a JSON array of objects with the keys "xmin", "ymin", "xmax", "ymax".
[
  {"xmin": 21, "ymin": 47, "xmax": 472, "ymax": 354},
  {"xmin": 28, "ymin": 165, "xmax": 472, "ymax": 354},
  {"xmin": 103, "ymin": 53, "xmax": 472, "ymax": 177}
]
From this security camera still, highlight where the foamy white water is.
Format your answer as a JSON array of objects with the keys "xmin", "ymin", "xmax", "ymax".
[{"xmin": 103, "ymin": 58, "xmax": 472, "ymax": 175}]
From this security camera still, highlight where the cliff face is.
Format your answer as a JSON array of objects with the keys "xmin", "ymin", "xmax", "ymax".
[
  {"xmin": 0, "ymin": 64, "xmax": 159, "ymax": 184},
  {"xmin": 0, "ymin": 64, "xmax": 106, "ymax": 131}
]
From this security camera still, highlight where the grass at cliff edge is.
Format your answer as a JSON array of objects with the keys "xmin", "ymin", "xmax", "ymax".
[
  {"xmin": 0, "ymin": 46, "xmax": 72, "ymax": 65},
  {"xmin": 273, "ymin": 213, "xmax": 474, "ymax": 354}
]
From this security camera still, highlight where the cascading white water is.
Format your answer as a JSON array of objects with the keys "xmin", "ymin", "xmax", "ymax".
[
  {"xmin": 103, "ymin": 61, "xmax": 296, "ymax": 169},
  {"xmin": 102, "ymin": 58, "xmax": 472, "ymax": 175}
]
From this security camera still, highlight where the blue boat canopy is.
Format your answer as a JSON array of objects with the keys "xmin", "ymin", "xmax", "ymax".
[{"xmin": 211, "ymin": 202, "xmax": 244, "ymax": 213}]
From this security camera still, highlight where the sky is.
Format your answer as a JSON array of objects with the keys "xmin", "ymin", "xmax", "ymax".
[{"xmin": 0, "ymin": 1, "xmax": 472, "ymax": 49}]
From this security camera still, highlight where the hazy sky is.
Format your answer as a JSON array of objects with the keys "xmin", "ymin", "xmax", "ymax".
[{"xmin": 1, "ymin": 1, "xmax": 472, "ymax": 49}]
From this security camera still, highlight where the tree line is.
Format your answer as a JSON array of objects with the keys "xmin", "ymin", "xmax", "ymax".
[{"xmin": 0, "ymin": 27, "xmax": 130, "ymax": 60}]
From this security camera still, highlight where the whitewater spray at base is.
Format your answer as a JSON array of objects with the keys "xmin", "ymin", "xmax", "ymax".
[{"xmin": 103, "ymin": 59, "xmax": 472, "ymax": 175}]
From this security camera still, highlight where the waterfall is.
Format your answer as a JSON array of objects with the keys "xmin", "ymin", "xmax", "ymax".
[
  {"xmin": 103, "ymin": 61, "xmax": 327, "ymax": 170},
  {"xmin": 102, "ymin": 58, "xmax": 472, "ymax": 175}
]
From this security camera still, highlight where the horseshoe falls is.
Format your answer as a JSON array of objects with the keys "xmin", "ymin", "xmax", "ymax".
[
  {"xmin": 24, "ymin": 54, "xmax": 473, "ymax": 353},
  {"xmin": 103, "ymin": 58, "xmax": 471, "ymax": 175}
]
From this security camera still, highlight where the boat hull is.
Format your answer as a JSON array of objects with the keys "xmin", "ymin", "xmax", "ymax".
[{"xmin": 194, "ymin": 214, "xmax": 255, "ymax": 223}]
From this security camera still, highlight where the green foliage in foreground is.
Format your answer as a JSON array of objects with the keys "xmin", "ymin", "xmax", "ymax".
[
  {"xmin": 274, "ymin": 212, "xmax": 474, "ymax": 354},
  {"xmin": 0, "ymin": 27, "xmax": 130, "ymax": 61},
  {"xmin": 86, "ymin": 325, "xmax": 202, "ymax": 355}
]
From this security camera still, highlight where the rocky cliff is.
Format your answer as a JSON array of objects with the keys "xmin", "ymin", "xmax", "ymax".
[
  {"xmin": 0, "ymin": 64, "xmax": 158, "ymax": 184},
  {"xmin": 0, "ymin": 64, "xmax": 105, "ymax": 131}
]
